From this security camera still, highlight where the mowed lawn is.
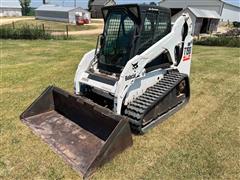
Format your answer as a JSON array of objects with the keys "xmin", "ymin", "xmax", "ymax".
[{"xmin": 0, "ymin": 38, "xmax": 239, "ymax": 179}]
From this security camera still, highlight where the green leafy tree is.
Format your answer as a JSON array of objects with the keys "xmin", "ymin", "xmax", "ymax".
[
  {"xmin": 88, "ymin": 0, "xmax": 94, "ymax": 11},
  {"xmin": 19, "ymin": 0, "xmax": 31, "ymax": 15},
  {"xmin": 150, "ymin": 2, "xmax": 157, "ymax": 6}
]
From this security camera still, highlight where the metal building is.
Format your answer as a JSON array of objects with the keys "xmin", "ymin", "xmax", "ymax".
[
  {"xmin": 159, "ymin": 0, "xmax": 239, "ymax": 35},
  {"xmin": 159, "ymin": 0, "xmax": 240, "ymax": 22},
  {"xmin": 221, "ymin": 3, "xmax": 240, "ymax": 22},
  {"xmin": 0, "ymin": 1, "xmax": 22, "ymax": 17},
  {"xmin": 35, "ymin": 5, "xmax": 91, "ymax": 24},
  {"xmin": 171, "ymin": 7, "xmax": 220, "ymax": 35},
  {"xmin": 90, "ymin": 0, "xmax": 116, "ymax": 18}
]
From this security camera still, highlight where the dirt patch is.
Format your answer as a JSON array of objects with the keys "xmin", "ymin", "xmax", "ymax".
[
  {"xmin": 52, "ymin": 22, "xmax": 104, "ymax": 36},
  {"xmin": 0, "ymin": 17, "xmax": 34, "ymax": 25}
]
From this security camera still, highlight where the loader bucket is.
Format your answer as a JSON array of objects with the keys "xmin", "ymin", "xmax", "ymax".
[{"xmin": 20, "ymin": 86, "xmax": 133, "ymax": 178}]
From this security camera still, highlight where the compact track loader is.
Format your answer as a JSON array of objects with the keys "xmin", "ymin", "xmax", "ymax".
[{"xmin": 21, "ymin": 4, "xmax": 193, "ymax": 178}]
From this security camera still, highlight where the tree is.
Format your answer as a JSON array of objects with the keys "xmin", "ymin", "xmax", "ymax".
[
  {"xmin": 19, "ymin": 0, "xmax": 31, "ymax": 15},
  {"xmin": 150, "ymin": 2, "xmax": 157, "ymax": 6},
  {"xmin": 88, "ymin": 0, "xmax": 94, "ymax": 11}
]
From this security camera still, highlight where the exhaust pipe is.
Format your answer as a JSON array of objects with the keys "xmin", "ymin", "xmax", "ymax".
[{"xmin": 20, "ymin": 86, "xmax": 133, "ymax": 178}]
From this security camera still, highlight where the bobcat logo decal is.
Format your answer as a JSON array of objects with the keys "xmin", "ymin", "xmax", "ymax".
[{"xmin": 132, "ymin": 62, "xmax": 138, "ymax": 70}]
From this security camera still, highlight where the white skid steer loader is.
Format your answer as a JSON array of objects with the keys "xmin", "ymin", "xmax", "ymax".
[{"xmin": 21, "ymin": 4, "xmax": 193, "ymax": 178}]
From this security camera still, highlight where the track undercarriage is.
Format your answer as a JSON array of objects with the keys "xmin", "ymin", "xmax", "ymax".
[
  {"xmin": 82, "ymin": 71, "xmax": 190, "ymax": 134},
  {"xmin": 124, "ymin": 71, "xmax": 190, "ymax": 133}
]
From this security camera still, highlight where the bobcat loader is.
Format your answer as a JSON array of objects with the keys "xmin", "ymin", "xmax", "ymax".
[{"xmin": 21, "ymin": 4, "xmax": 193, "ymax": 178}]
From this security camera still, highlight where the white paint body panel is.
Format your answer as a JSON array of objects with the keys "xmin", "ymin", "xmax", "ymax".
[
  {"xmin": 74, "ymin": 49, "xmax": 96, "ymax": 94},
  {"xmin": 124, "ymin": 70, "xmax": 165, "ymax": 106}
]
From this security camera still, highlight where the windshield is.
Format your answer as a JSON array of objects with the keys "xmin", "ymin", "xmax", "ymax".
[{"xmin": 99, "ymin": 11, "xmax": 135, "ymax": 70}]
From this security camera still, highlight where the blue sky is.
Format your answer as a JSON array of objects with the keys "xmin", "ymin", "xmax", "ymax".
[{"xmin": 30, "ymin": 0, "xmax": 240, "ymax": 8}]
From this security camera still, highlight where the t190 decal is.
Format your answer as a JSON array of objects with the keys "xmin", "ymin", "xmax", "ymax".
[{"xmin": 183, "ymin": 47, "xmax": 192, "ymax": 61}]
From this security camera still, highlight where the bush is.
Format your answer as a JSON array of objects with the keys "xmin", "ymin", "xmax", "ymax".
[
  {"xmin": 0, "ymin": 25, "xmax": 71, "ymax": 40},
  {"xmin": 233, "ymin": 21, "xmax": 240, "ymax": 28},
  {"xmin": 0, "ymin": 25, "xmax": 53, "ymax": 39},
  {"xmin": 218, "ymin": 28, "xmax": 240, "ymax": 37},
  {"xmin": 194, "ymin": 36, "xmax": 240, "ymax": 48}
]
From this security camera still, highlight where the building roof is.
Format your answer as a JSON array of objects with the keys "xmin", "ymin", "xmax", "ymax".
[
  {"xmin": 91, "ymin": 0, "xmax": 116, "ymax": 6},
  {"xmin": 222, "ymin": 0, "xmax": 240, "ymax": 8},
  {"xmin": 36, "ymin": 5, "xmax": 88, "ymax": 12},
  {"xmin": 188, "ymin": 7, "xmax": 221, "ymax": 19},
  {"xmin": 0, "ymin": 0, "xmax": 21, "ymax": 8},
  {"xmin": 159, "ymin": 0, "xmax": 240, "ymax": 8}
]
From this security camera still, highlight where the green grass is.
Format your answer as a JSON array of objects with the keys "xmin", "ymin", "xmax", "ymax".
[
  {"xmin": 1, "ymin": 38, "xmax": 239, "ymax": 179},
  {"xmin": 0, "ymin": 26, "xmax": 54, "ymax": 40},
  {"xmin": 1, "ymin": 19, "xmax": 98, "ymax": 32}
]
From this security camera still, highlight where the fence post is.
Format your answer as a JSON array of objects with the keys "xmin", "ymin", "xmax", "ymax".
[
  {"xmin": 12, "ymin": 21, "xmax": 15, "ymax": 29},
  {"xmin": 66, "ymin": 25, "xmax": 69, "ymax": 38},
  {"xmin": 42, "ymin": 24, "xmax": 45, "ymax": 32}
]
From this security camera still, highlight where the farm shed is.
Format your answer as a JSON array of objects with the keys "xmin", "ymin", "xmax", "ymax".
[
  {"xmin": 0, "ymin": 0, "xmax": 22, "ymax": 17},
  {"xmin": 171, "ymin": 7, "xmax": 220, "ymax": 35},
  {"xmin": 35, "ymin": 5, "xmax": 91, "ymax": 24},
  {"xmin": 221, "ymin": 3, "xmax": 240, "ymax": 22},
  {"xmin": 159, "ymin": 0, "xmax": 240, "ymax": 22},
  {"xmin": 90, "ymin": 0, "xmax": 116, "ymax": 18}
]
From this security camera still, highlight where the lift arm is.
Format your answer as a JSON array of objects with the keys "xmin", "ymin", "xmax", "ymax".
[{"xmin": 115, "ymin": 14, "xmax": 193, "ymax": 114}]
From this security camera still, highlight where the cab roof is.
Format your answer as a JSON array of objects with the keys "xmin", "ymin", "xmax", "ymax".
[
  {"xmin": 102, "ymin": 4, "xmax": 170, "ymax": 23},
  {"xmin": 102, "ymin": 4, "xmax": 170, "ymax": 12}
]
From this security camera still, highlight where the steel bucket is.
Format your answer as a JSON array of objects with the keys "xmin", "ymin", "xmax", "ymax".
[{"xmin": 20, "ymin": 86, "xmax": 133, "ymax": 178}]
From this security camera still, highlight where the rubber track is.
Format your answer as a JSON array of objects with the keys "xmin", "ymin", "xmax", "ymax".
[{"xmin": 124, "ymin": 72, "xmax": 186, "ymax": 128}]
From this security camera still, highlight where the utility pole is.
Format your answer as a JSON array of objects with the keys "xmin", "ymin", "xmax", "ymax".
[{"xmin": 74, "ymin": 0, "xmax": 76, "ymax": 7}]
